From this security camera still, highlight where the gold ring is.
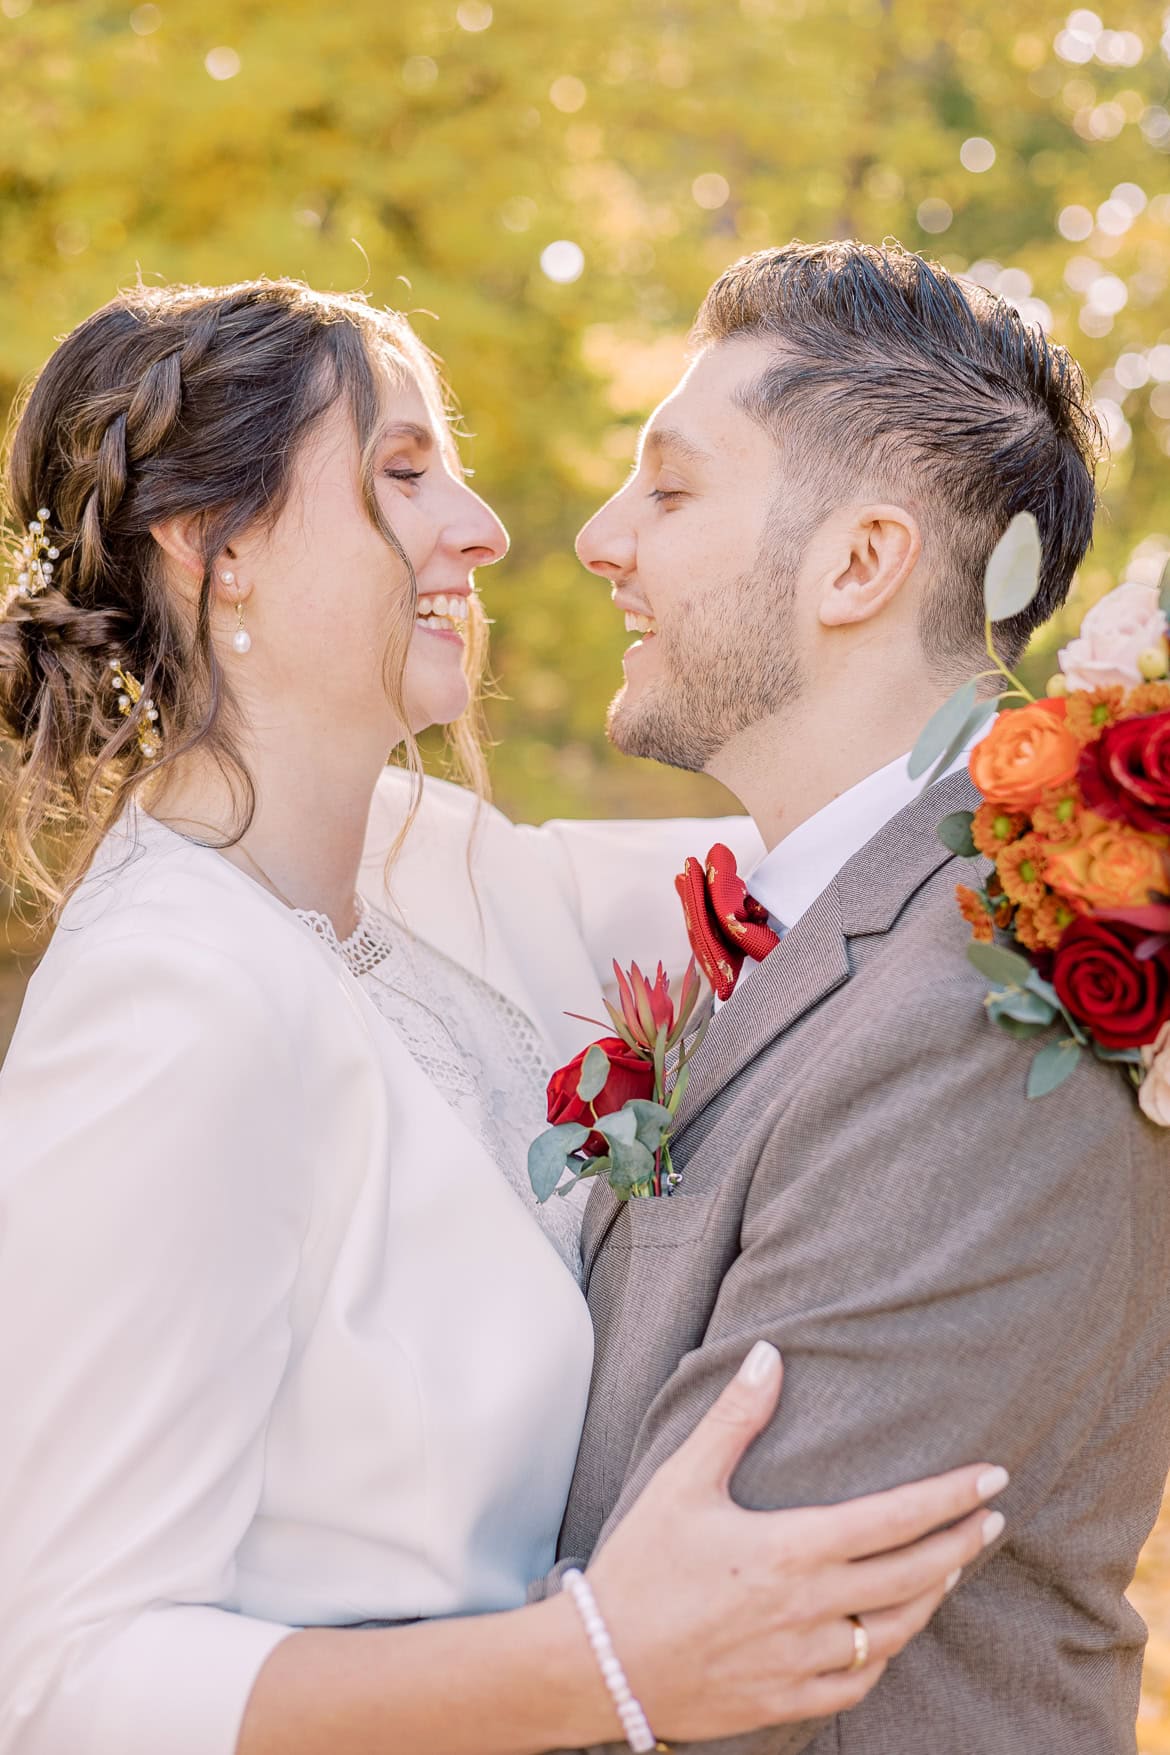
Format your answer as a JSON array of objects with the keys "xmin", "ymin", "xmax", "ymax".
[{"xmin": 848, "ymin": 1615, "xmax": 870, "ymax": 1672}]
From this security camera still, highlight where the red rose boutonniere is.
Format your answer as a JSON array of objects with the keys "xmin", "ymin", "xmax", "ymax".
[
  {"xmin": 528, "ymin": 959, "xmax": 707, "ymax": 1203},
  {"xmin": 914, "ymin": 512, "xmax": 1170, "ymax": 1124}
]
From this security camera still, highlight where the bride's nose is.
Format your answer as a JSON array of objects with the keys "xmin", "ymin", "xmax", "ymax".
[{"xmin": 451, "ymin": 482, "xmax": 509, "ymax": 567}]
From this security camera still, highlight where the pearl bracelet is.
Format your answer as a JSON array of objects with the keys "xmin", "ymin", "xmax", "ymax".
[{"xmin": 562, "ymin": 1567, "xmax": 663, "ymax": 1754}]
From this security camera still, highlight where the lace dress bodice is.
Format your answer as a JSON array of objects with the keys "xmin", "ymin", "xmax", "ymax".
[{"xmin": 295, "ymin": 896, "xmax": 585, "ymax": 1280}]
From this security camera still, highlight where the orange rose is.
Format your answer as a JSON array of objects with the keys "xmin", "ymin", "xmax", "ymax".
[
  {"xmin": 969, "ymin": 699, "xmax": 1082, "ymax": 811},
  {"xmin": 1040, "ymin": 812, "xmax": 1170, "ymax": 913}
]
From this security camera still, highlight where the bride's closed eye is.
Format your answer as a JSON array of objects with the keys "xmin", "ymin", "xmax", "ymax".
[{"xmin": 383, "ymin": 466, "xmax": 426, "ymax": 486}]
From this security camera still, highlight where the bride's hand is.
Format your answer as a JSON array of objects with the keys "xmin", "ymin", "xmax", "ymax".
[{"xmin": 586, "ymin": 1342, "xmax": 1006, "ymax": 1743}]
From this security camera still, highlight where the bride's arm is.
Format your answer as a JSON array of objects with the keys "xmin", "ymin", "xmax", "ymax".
[
  {"xmin": 0, "ymin": 928, "xmax": 311, "ymax": 1755},
  {"xmin": 236, "ymin": 1371, "xmax": 999, "ymax": 1755},
  {"xmin": 517, "ymin": 813, "xmax": 765, "ymax": 987}
]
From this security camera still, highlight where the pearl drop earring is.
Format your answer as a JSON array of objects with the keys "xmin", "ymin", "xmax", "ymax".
[
  {"xmin": 221, "ymin": 570, "xmax": 252, "ymax": 655},
  {"xmin": 232, "ymin": 602, "xmax": 252, "ymax": 655}
]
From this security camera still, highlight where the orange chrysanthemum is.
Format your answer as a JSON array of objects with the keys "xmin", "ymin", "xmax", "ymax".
[
  {"xmin": 996, "ymin": 834, "xmax": 1049, "ymax": 908},
  {"xmin": 1122, "ymin": 681, "xmax": 1170, "ymax": 719},
  {"xmin": 971, "ymin": 802, "xmax": 1028, "ymax": 858},
  {"xmin": 956, "ymin": 883, "xmax": 994, "ymax": 943},
  {"xmin": 1032, "ymin": 892, "xmax": 1078, "ymax": 950},
  {"xmin": 1031, "ymin": 783, "xmax": 1082, "ymax": 843},
  {"xmin": 1065, "ymin": 685, "xmax": 1126, "ymax": 744},
  {"xmin": 1013, "ymin": 907, "xmax": 1044, "ymax": 953}
]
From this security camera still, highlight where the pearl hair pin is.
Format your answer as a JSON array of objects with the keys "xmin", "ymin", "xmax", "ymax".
[{"xmin": 4, "ymin": 508, "xmax": 59, "ymax": 613}]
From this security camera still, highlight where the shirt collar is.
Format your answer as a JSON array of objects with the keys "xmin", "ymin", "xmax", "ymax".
[{"xmin": 747, "ymin": 736, "xmax": 980, "ymax": 936}]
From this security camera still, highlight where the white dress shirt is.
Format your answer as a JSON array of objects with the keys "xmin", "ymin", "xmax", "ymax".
[{"xmin": 728, "ymin": 746, "xmax": 975, "ymax": 1001}]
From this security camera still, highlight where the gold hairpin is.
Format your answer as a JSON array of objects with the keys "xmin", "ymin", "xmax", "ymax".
[
  {"xmin": 109, "ymin": 657, "xmax": 163, "ymax": 761},
  {"xmin": 4, "ymin": 508, "xmax": 58, "ymax": 612}
]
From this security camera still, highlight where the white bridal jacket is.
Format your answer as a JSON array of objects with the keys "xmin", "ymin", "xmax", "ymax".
[{"xmin": 0, "ymin": 768, "xmax": 761, "ymax": 1755}]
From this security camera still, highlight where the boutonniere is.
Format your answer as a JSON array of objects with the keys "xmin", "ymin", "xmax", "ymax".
[
  {"xmin": 675, "ymin": 841, "xmax": 781, "ymax": 1000},
  {"xmin": 912, "ymin": 511, "xmax": 1170, "ymax": 1125},
  {"xmin": 528, "ymin": 958, "xmax": 707, "ymax": 1204}
]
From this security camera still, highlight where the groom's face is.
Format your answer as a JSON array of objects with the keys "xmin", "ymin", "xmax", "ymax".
[{"xmin": 576, "ymin": 337, "xmax": 817, "ymax": 772}]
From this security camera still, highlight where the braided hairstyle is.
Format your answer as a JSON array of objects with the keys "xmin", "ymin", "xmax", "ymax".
[{"xmin": 0, "ymin": 279, "xmax": 487, "ymax": 922}]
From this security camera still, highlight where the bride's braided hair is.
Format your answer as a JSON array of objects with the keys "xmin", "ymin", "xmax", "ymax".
[{"xmin": 0, "ymin": 279, "xmax": 486, "ymax": 923}]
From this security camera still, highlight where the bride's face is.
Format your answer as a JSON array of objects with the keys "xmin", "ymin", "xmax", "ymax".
[{"xmin": 228, "ymin": 370, "xmax": 508, "ymax": 744}]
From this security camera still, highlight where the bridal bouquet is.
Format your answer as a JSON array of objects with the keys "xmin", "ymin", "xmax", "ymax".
[
  {"xmin": 913, "ymin": 513, "xmax": 1170, "ymax": 1125},
  {"xmin": 528, "ymin": 959, "xmax": 706, "ymax": 1203}
]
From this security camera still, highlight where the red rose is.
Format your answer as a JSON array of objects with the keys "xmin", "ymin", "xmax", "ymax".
[
  {"xmin": 1051, "ymin": 916, "xmax": 1170, "ymax": 1050},
  {"xmin": 546, "ymin": 1036, "xmax": 655, "ymax": 1156},
  {"xmin": 1079, "ymin": 709, "xmax": 1170, "ymax": 838}
]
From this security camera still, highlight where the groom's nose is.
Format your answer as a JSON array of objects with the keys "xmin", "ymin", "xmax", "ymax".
[{"xmin": 575, "ymin": 503, "xmax": 635, "ymax": 582}]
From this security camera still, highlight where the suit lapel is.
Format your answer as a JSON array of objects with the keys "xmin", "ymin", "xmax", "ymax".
[{"xmin": 583, "ymin": 771, "xmax": 981, "ymax": 1284}]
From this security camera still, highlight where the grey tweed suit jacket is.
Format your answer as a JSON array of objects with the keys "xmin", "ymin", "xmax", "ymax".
[{"xmin": 553, "ymin": 771, "xmax": 1170, "ymax": 1755}]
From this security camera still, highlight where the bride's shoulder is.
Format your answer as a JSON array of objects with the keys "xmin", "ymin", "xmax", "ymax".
[{"xmin": 38, "ymin": 816, "xmax": 341, "ymax": 1025}]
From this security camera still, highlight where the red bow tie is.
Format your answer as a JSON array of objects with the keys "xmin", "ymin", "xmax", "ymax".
[{"xmin": 674, "ymin": 843, "xmax": 781, "ymax": 1002}]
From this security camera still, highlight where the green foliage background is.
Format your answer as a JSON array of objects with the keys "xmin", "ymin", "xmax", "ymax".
[
  {"xmin": 3, "ymin": 0, "xmax": 1170, "ymax": 831},
  {"xmin": 1, "ymin": 4, "xmax": 1169, "ymax": 1735}
]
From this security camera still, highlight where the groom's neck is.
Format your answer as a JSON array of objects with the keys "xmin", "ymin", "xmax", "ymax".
[{"xmin": 705, "ymin": 687, "xmax": 948, "ymax": 854}]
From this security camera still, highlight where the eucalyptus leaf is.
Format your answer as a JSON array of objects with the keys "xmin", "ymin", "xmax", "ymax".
[
  {"xmin": 1026, "ymin": 1037, "xmax": 1082, "ymax": 1099},
  {"xmin": 936, "ymin": 810, "xmax": 979, "ymax": 858},
  {"xmin": 967, "ymin": 941, "xmax": 1034, "ymax": 988},
  {"xmin": 576, "ymin": 1042, "xmax": 612, "ymax": 1105},
  {"xmin": 528, "ymin": 1123, "xmax": 591, "ymax": 1203},
  {"xmin": 1025, "ymin": 971, "xmax": 1061, "ymax": 1009},
  {"xmin": 607, "ymin": 1134, "xmax": 656, "ymax": 1193},
  {"xmin": 923, "ymin": 699, "xmax": 998, "ymax": 788},
  {"xmin": 994, "ymin": 1013, "xmax": 1054, "ymax": 1041},
  {"xmin": 624, "ymin": 1098, "xmax": 674, "ymax": 1155},
  {"xmin": 1092, "ymin": 1042, "xmax": 1145, "ymax": 1066},
  {"xmin": 984, "ymin": 512, "xmax": 1042, "ymax": 622},
  {"xmin": 989, "ymin": 988, "xmax": 1056, "ymax": 1026},
  {"xmin": 592, "ymin": 1106, "xmax": 639, "ymax": 1147},
  {"xmin": 908, "ymin": 680, "xmax": 977, "ymax": 780}
]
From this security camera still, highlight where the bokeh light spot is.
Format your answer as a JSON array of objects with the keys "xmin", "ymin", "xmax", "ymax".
[
  {"xmin": 1057, "ymin": 204, "xmax": 1093, "ymax": 240},
  {"xmin": 549, "ymin": 75, "xmax": 587, "ymax": 113},
  {"xmin": 960, "ymin": 136, "xmax": 996, "ymax": 172},
  {"xmin": 540, "ymin": 240, "xmax": 585, "ymax": 283},
  {"xmin": 204, "ymin": 46, "xmax": 241, "ymax": 80},
  {"xmin": 455, "ymin": 1, "xmax": 493, "ymax": 28},
  {"xmin": 917, "ymin": 197, "xmax": 953, "ymax": 234},
  {"xmin": 692, "ymin": 173, "xmax": 730, "ymax": 210},
  {"xmin": 130, "ymin": 4, "xmax": 160, "ymax": 34}
]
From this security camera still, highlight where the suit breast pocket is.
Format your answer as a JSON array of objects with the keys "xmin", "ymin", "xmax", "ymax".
[{"xmin": 623, "ymin": 1188, "xmax": 716, "ymax": 1249}]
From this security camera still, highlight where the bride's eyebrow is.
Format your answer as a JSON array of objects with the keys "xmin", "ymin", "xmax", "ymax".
[{"xmin": 377, "ymin": 420, "xmax": 435, "ymax": 450}]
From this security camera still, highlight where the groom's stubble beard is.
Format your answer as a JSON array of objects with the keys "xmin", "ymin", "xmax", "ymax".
[{"xmin": 606, "ymin": 520, "xmax": 807, "ymax": 774}]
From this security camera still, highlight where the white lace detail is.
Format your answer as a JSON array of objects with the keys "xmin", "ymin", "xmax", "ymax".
[{"xmin": 295, "ymin": 897, "xmax": 585, "ymax": 1281}]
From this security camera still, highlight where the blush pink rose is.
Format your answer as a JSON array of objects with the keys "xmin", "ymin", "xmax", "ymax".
[
  {"xmin": 1139, "ymin": 1021, "xmax": 1170, "ymax": 1127},
  {"xmin": 1058, "ymin": 582, "xmax": 1169, "ymax": 692}
]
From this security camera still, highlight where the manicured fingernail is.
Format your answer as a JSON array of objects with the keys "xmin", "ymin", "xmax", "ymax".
[
  {"xmin": 945, "ymin": 1568, "xmax": 962, "ymax": 1593},
  {"xmin": 981, "ymin": 1510, "xmax": 1005, "ymax": 1548},
  {"xmin": 739, "ymin": 1341, "xmax": 780, "ymax": 1386},
  {"xmin": 976, "ymin": 1467, "xmax": 1009, "ymax": 1499}
]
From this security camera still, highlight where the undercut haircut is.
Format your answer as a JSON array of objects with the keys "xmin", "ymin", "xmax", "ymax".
[{"xmin": 692, "ymin": 241, "xmax": 1103, "ymax": 673}]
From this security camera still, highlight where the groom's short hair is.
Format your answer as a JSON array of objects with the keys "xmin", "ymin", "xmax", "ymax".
[{"xmin": 692, "ymin": 241, "xmax": 1102, "ymax": 670}]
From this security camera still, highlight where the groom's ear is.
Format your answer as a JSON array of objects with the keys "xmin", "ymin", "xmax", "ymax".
[{"xmin": 816, "ymin": 503, "xmax": 922, "ymax": 629}]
